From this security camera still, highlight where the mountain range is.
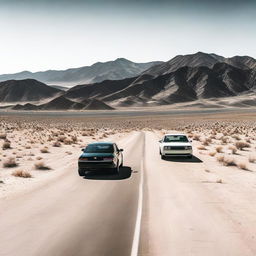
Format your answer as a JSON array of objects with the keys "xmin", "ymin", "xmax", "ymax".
[
  {"xmin": 0, "ymin": 58, "xmax": 162, "ymax": 87},
  {"xmin": 0, "ymin": 52, "xmax": 255, "ymax": 110}
]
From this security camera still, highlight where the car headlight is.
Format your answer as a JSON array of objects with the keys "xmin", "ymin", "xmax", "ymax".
[
  {"xmin": 185, "ymin": 146, "xmax": 192, "ymax": 150},
  {"xmin": 79, "ymin": 157, "xmax": 88, "ymax": 161},
  {"xmin": 164, "ymin": 146, "xmax": 171, "ymax": 150}
]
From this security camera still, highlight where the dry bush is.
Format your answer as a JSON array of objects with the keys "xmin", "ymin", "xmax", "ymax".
[
  {"xmin": 216, "ymin": 155, "xmax": 224, "ymax": 163},
  {"xmin": 216, "ymin": 155, "xmax": 235, "ymax": 166},
  {"xmin": 209, "ymin": 151, "xmax": 216, "ymax": 157},
  {"xmin": 57, "ymin": 135, "xmax": 66, "ymax": 142},
  {"xmin": 12, "ymin": 170, "xmax": 32, "ymax": 178},
  {"xmin": 232, "ymin": 135, "xmax": 241, "ymax": 141},
  {"xmin": 25, "ymin": 145, "xmax": 31, "ymax": 149},
  {"xmin": 2, "ymin": 141, "xmax": 11, "ymax": 149},
  {"xmin": 36, "ymin": 156, "xmax": 43, "ymax": 160},
  {"xmin": 63, "ymin": 138, "xmax": 73, "ymax": 145},
  {"xmin": 40, "ymin": 147, "xmax": 49, "ymax": 153},
  {"xmin": 197, "ymin": 145, "xmax": 207, "ymax": 150},
  {"xmin": 3, "ymin": 157, "xmax": 17, "ymax": 168},
  {"xmin": 52, "ymin": 141, "xmax": 61, "ymax": 147},
  {"xmin": 235, "ymin": 141, "xmax": 250, "ymax": 150},
  {"xmin": 221, "ymin": 136, "xmax": 229, "ymax": 144},
  {"xmin": 215, "ymin": 146, "xmax": 223, "ymax": 153},
  {"xmin": 193, "ymin": 134, "xmax": 200, "ymax": 141},
  {"xmin": 34, "ymin": 161, "xmax": 51, "ymax": 170},
  {"xmin": 216, "ymin": 179, "xmax": 223, "ymax": 184},
  {"xmin": 0, "ymin": 133, "xmax": 7, "ymax": 139},
  {"xmin": 249, "ymin": 154, "xmax": 256, "ymax": 163},
  {"xmin": 228, "ymin": 145, "xmax": 237, "ymax": 154},
  {"xmin": 236, "ymin": 161, "xmax": 249, "ymax": 171}
]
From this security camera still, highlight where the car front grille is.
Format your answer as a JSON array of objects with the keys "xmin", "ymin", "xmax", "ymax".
[{"xmin": 164, "ymin": 146, "xmax": 186, "ymax": 150}]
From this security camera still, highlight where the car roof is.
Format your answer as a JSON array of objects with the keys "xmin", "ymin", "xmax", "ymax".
[
  {"xmin": 87, "ymin": 142, "xmax": 114, "ymax": 146},
  {"xmin": 164, "ymin": 133, "xmax": 187, "ymax": 136}
]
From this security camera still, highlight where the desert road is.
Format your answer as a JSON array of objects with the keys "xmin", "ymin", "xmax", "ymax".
[{"xmin": 0, "ymin": 132, "xmax": 256, "ymax": 256}]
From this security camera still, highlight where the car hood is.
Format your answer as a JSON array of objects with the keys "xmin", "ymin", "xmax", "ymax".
[
  {"xmin": 80, "ymin": 153, "xmax": 114, "ymax": 158},
  {"xmin": 161, "ymin": 142, "xmax": 192, "ymax": 147}
]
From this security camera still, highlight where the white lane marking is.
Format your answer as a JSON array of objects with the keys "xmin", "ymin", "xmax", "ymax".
[{"xmin": 131, "ymin": 158, "xmax": 144, "ymax": 256}]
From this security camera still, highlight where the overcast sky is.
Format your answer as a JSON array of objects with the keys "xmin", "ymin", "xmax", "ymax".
[{"xmin": 0, "ymin": 0, "xmax": 255, "ymax": 73}]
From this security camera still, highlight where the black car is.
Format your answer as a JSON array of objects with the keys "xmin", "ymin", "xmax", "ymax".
[{"xmin": 78, "ymin": 142, "xmax": 123, "ymax": 176}]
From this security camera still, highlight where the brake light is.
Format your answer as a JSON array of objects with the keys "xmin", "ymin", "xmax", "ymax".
[
  {"xmin": 103, "ymin": 157, "xmax": 113, "ymax": 161},
  {"xmin": 79, "ymin": 157, "xmax": 88, "ymax": 161}
]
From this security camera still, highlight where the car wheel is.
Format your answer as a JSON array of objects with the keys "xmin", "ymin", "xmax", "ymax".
[
  {"xmin": 78, "ymin": 169, "xmax": 85, "ymax": 176},
  {"xmin": 161, "ymin": 155, "xmax": 166, "ymax": 160},
  {"xmin": 120, "ymin": 159, "xmax": 123, "ymax": 167},
  {"xmin": 159, "ymin": 149, "xmax": 162, "ymax": 155}
]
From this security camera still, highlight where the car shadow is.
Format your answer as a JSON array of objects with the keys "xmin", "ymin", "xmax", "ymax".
[
  {"xmin": 83, "ymin": 166, "xmax": 133, "ymax": 180},
  {"xmin": 162, "ymin": 155, "xmax": 203, "ymax": 163}
]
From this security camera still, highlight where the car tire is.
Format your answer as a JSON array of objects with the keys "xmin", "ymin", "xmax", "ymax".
[
  {"xmin": 120, "ymin": 160, "xmax": 123, "ymax": 167},
  {"xmin": 78, "ymin": 169, "xmax": 85, "ymax": 176},
  {"xmin": 161, "ymin": 155, "xmax": 166, "ymax": 160},
  {"xmin": 159, "ymin": 149, "xmax": 162, "ymax": 155}
]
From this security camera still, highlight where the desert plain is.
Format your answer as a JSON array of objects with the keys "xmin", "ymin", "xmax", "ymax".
[{"xmin": 0, "ymin": 109, "xmax": 256, "ymax": 256}]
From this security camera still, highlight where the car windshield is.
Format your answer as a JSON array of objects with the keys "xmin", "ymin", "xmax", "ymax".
[
  {"xmin": 163, "ymin": 135, "xmax": 189, "ymax": 142},
  {"xmin": 84, "ymin": 144, "xmax": 114, "ymax": 153}
]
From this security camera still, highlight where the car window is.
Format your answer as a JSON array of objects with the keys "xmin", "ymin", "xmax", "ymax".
[
  {"xmin": 85, "ymin": 144, "xmax": 114, "ymax": 153},
  {"xmin": 163, "ymin": 135, "xmax": 188, "ymax": 142}
]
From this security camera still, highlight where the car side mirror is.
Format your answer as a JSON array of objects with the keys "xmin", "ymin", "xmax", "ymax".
[
  {"xmin": 159, "ymin": 140, "xmax": 162, "ymax": 143},
  {"xmin": 119, "ymin": 149, "xmax": 124, "ymax": 152},
  {"xmin": 189, "ymin": 139, "xmax": 192, "ymax": 143},
  {"xmin": 81, "ymin": 148, "xmax": 84, "ymax": 152}
]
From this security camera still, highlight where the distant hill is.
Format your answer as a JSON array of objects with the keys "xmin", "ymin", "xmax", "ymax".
[
  {"xmin": 2, "ymin": 52, "xmax": 256, "ymax": 109},
  {"xmin": 143, "ymin": 52, "xmax": 256, "ymax": 77},
  {"xmin": 0, "ymin": 58, "xmax": 162, "ymax": 87},
  {"xmin": 0, "ymin": 79, "xmax": 61, "ymax": 102},
  {"xmin": 12, "ymin": 96, "xmax": 114, "ymax": 110}
]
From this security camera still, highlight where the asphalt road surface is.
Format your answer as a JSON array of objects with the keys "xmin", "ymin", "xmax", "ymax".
[{"xmin": 0, "ymin": 132, "xmax": 255, "ymax": 256}]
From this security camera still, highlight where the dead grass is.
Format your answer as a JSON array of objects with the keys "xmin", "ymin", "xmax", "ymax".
[
  {"xmin": 2, "ymin": 141, "xmax": 11, "ymax": 149},
  {"xmin": 12, "ymin": 170, "xmax": 32, "ymax": 178},
  {"xmin": 34, "ymin": 161, "xmax": 51, "ymax": 170},
  {"xmin": 228, "ymin": 145, "xmax": 238, "ymax": 154},
  {"xmin": 235, "ymin": 141, "xmax": 250, "ymax": 150},
  {"xmin": 40, "ymin": 147, "xmax": 49, "ymax": 153},
  {"xmin": 236, "ymin": 161, "xmax": 249, "ymax": 171},
  {"xmin": 3, "ymin": 157, "xmax": 17, "ymax": 168},
  {"xmin": 208, "ymin": 151, "xmax": 217, "ymax": 157},
  {"xmin": 197, "ymin": 145, "xmax": 207, "ymax": 150},
  {"xmin": 215, "ymin": 146, "xmax": 223, "ymax": 153},
  {"xmin": 249, "ymin": 154, "xmax": 256, "ymax": 163}
]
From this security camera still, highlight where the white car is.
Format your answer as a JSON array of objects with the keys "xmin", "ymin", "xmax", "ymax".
[{"xmin": 159, "ymin": 133, "xmax": 193, "ymax": 159}]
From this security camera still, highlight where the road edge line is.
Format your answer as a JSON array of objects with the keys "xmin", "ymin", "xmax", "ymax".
[{"xmin": 130, "ymin": 133, "xmax": 145, "ymax": 256}]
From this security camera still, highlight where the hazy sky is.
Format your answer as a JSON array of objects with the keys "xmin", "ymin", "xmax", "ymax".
[{"xmin": 0, "ymin": 0, "xmax": 255, "ymax": 73}]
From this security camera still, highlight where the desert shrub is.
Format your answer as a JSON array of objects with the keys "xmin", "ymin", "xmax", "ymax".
[
  {"xmin": 40, "ymin": 147, "xmax": 49, "ymax": 153},
  {"xmin": 53, "ymin": 141, "xmax": 61, "ymax": 147},
  {"xmin": 3, "ymin": 157, "xmax": 17, "ymax": 168},
  {"xmin": 236, "ymin": 161, "xmax": 249, "ymax": 171},
  {"xmin": 215, "ymin": 146, "xmax": 223, "ymax": 153},
  {"xmin": 235, "ymin": 141, "xmax": 250, "ymax": 150},
  {"xmin": 228, "ymin": 145, "xmax": 237, "ymax": 154},
  {"xmin": 249, "ymin": 154, "xmax": 256, "ymax": 163},
  {"xmin": 197, "ymin": 145, "xmax": 206, "ymax": 150},
  {"xmin": 57, "ymin": 135, "xmax": 66, "ymax": 142},
  {"xmin": 2, "ymin": 141, "xmax": 11, "ymax": 149},
  {"xmin": 209, "ymin": 151, "xmax": 216, "ymax": 157},
  {"xmin": 12, "ymin": 170, "xmax": 32, "ymax": 178},
  {"xmin": 34, "ymin": 161, "xmax": 50, "ymax": 170},
  {"xmin": 0, "ymin": 133, "xmax": 7, "ymax": 139},
  {"xmin": 193, "ymin": 134, "xmax": 200, "ymax": 141}
]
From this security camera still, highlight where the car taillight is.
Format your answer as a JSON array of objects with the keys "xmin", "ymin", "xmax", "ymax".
[
  {"xmin": 103, "ymin": 157, "xmax": 113, "ymax": 161},
  {"xmin": 79, "ymin": 157, "xmax": 88, "ymax": 161}
]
